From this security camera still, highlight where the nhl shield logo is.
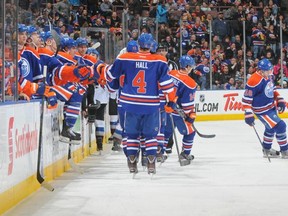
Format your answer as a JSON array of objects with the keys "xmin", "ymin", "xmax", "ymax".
[{"xmin": 199, "ymin": 94, "xmax": 205, "ymax": 102}]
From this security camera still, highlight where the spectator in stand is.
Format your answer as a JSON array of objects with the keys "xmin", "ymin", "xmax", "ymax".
[
  {"xmin": 273, "ymin": 58, "xmax": 288, "ymax": 84},
  {"xmin": 128, "ymin": 0, "xmax": 143, "ymax": 17},
  {"xmin": 251, "ymin": 22, "xmax": 266, "ymax": 59},
  {"xmin": 111, "ymin": 11, "xmax": 121, "ymax": 28},
  {"xmin": 281, "ymin": 17, "xmax": 288, "ymax": 48},
  {"xmin": 235, "ymin": 66, "xmax": 245, "ymax": 87},
  {"xmin": 156, "ymin": 0, "xmax": 169, "ymax": 24},
  {"xmin": 265, "ymin": 24, "xmax": 278, "ymax": 56},
  {"xmin": 264, "ymin": 50, "xmax": 276, "ymax": 65},
  {"xmin": 224, "ymin": 77, "xmax": 236, "ymax": 90},
  {"xmin": 201, "ymin": 1, "xmax": 211, "ymax": 12},
  {"xmin": 234, "ymin": 34, "xmax": 242, "ymax": 50},
  {"xmin": 112, "ymin": 0, "xmax": 125, "ymax": 11},
  {"xmin": 78, "ymin": 9, "xmax": 91, "ymax": 27},
  {"xmin": 212, "ymin": 67, "xmax": 226, "ymax": 90},
  {"xmin": 87, "ymin": 0, "xmax": 98, "ymax": 15},
  {"xmin": 162, "ymin": 35, "xmax": 176, "ymax": 60},
  {"xmin": 192, "ymin": 17, "xmax": 207, "ymax": 43},
  {"xmin": 54, "ymin": 0, "xmax": 71, "ymax": 23},
  {"xmin": 100, "ymin": 0, "xmax": 113, "ymax": 18},
  {"xmin": 212, "ymin": 11, "xmax": 230, "ymax": 42}
]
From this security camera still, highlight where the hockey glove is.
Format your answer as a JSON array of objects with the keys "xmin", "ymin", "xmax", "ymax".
[
  {"xmin": 165, "ymin": 101, "xmax": 177, "ymax": 113},
  {"xmin": 34, "ymin": 83, "xmax": 50, "ymax": 96},
  {"xmin": 276, "ymin": 96, "xmax": 286, "ymax": 114},
  {"xmin": 244, "ymin": 109, "xmax": 255, "ymax": 126},
  {"xmin": 94, "ymin": 60, "xmax": 107, "ymax": 86},
  {"xmin": 46, "ymin": 91, "xmax": 58, "ymax": 109},
  {"xmin": 185, "ymin": 112, "xmax": 196, "ymax": 124},
  {"xmin": 73, "ymin": 65, "xmax": 92, "ymax": 81}
]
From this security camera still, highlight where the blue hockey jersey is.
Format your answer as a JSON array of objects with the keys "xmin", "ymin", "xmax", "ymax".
[
  {"xmin": 106, "ymin": 52, "xmax": 174, "ymax": 114},
  {"xmin": 242, "ymin": 71, "xmax": 277, "ymax": 115},
  {"xmin": 169, "ymin": 70, "xmax": 197, "ymax": 115}
]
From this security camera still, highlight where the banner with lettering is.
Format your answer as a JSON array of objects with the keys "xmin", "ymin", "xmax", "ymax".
[{"xmin": 0, "ymin": 102, "xmax": 40, "ymax": 193}]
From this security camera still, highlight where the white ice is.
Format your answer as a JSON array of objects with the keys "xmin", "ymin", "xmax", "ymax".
[{"xmin": 4, "ymin": 120, "xmax": 288, "ymax": 216}]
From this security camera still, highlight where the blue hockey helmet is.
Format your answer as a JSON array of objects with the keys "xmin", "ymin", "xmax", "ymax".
[
  {"xmin": 18, "ymin": 24, "xmax": 28, "ymax": 33},
  {"xmin": 40, "ymin": 31, "xmax": 53, "ymax": 42},
  {"xmin": 27, "ymin": 25, "xmax": 38, "ymax": 37},
  {"xmin": 258, "ymin": 58, "xmax": 273, "ymax": 71},
  {"xmin": 76, "ymin": 37, "xmax": 88, "ymax": 47},
  {"xmin": 60, "ymin": 36, "xmax": 77, "ymax": 49},
  {"xmin": 86, "ymin": 48, "xmax": 99, "ymax": 56},
  {"xmin": 126, "ymin": 40, "xmax": 139, "ymax": 53},
  {"xmin": 150, "ymin": 40, "xmax": 158, "ymax": 54},
  {"xmin": 138, "ymin": 33, "xmax": 153, "ymax": 49},
  {"xmin": 179, "ymin": 55, "xmax": 195, "ymax": 69}
]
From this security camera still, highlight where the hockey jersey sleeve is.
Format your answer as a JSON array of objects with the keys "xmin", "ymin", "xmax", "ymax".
[
  {"xmin": 158, "ymin": 60, "xmax": 174, "ymax": 94},
  {"xmin": 242, "ymin": 73, "xmax": 260, "ymax": 110}
]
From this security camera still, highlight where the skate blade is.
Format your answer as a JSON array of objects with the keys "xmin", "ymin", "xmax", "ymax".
[
  {"xmin": 263, "ymin": 155, "xmax": 280, "ymax": 158},
  {"xmin": 60, "ymin": 137, "xmax": 81, "ymax": 145},
  {"xmin": 132, "ymin": 173, "xmax": 137, "ymax": 179},
  {"xmin": 149, "ymin": 173, "xmax": 155, "ymax": 179},
  {"xmin": 180, "ymin": 160, "xmax": 191, "ymax": 166}
]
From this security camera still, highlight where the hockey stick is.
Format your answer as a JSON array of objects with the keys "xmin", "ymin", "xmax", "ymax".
[
  {"xmin": 174, "ymin": 105, "xmax": 216, "ymax": 138},
  {"xmin": 36, "ymin": 66, "xmax": 54, "ymax": 191},
  {"xmin": 252, "ymin": 125, "xmax": 271, "ymax": 163},
  {"xmin": 51, "ymin": 29, "xmax": 61, "ymax": 56},
  {"xmin": 91, "ymin": 42, "xmax": 101, "ymax": 49},
  {"xmin": 169, "ymin": 114, "xmax": 189, "ymax": 166}
]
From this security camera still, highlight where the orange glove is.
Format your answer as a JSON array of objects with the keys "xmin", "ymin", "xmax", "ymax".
[
  {"xmin": 185, "ymin": 112, "xmax": 196, "ymax": 124},
  {"xmin": 164, "ymin": 96, "xmax": 178, "ymax": 113},
  {"xmin": 94, "ymin": 60, "xmax": 107, "ymax": 86}
]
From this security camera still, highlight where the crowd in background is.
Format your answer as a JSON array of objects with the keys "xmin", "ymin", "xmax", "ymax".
[{"xmin": 1, "ymin": 0, "xmax": 288, "ymax": 98}]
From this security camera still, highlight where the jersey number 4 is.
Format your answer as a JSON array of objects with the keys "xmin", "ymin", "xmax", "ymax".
[{"xmin": 132, "ymin": 70, "xmax": 147, "ymax": 93}]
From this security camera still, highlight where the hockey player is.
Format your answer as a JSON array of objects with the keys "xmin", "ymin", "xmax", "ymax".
[
  {"xmin": 105, "ymin": 33, "xmax": 175, "ymax": 175},
  {"xmin": 38, "ymin": 31, "xmax": 93, "ymax": 144},
  {"xmin": 42, "ymin": 33, "xmax": 98, "ymax": 143},
  {"xmin": 74, "ymin": 37, "xmax": 88, "ymax": 63},
  {"xmin": 242, "ymin": 58, "xmax": 288, "ymax": 158},
  {"xmin": 156, "ymin": 43, "xmax": 177, "ymax": 154},
  {"xmin": 106, "ymin": 40, "xmax": 140, "ymax": 153},
  {"xmin": 165, "ymin": 55, "xmax": 197, "ymax": 165},
  {"xmin": 17, "ymin": 24, "xmax": 57, "ymax": 108}
]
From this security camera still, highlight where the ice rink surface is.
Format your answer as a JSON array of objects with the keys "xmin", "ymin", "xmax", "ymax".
[{"xmin": 4, "ymin": 120, "xmax": 288, "ymax": 216}]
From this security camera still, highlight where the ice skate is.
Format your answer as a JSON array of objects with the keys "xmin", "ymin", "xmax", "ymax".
[
  {"xmin": 147, "ymin": 155, "xmax": 156, "ymax": 176},
  {"xmin": 179, "ymin": 152, "xmax": 194, "ymax": 166},
  {"xmin": 165, "ymin": 148, "xmax": 172, "ymax": 154},
  {"xmin": 108, "ymin": 135, "xmax": 113, "ymax": 144},
  {"xmin": 111, "ymin": 138, "xmax": 122, "ymax": 152},
  {"xmin": 127, "ymin": 155, "xmax": 138, "ymax": 177},
  {"xmin": 262, "ymin": 148, "xmax": 280, "ymax": 158},
  {"xmin": 60, "ymin": 125, "xmax": 81, "ymax": 145},
  {"xmin": 281, "ymin": 150, "xmax": 288, "ymax": 159},
  {"xmin": 141, "ymin": 150, "xmax": 148, "ymax": 171}
]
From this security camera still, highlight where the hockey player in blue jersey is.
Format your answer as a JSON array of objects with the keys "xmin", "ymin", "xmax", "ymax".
[
  {"xmin": 17, "ymin": 24, "xmax": 57, "ymax": 108},
  {"xmin": 105, "ymin": 33, "xmax": 175, "ymax": 175},
  {"xmin": 242, "ymin": 58, "xmax": 288, "ymax": 158},
  {"xmin": 165, "ymin": 55, "xmax": 197, "ymax": 165}
]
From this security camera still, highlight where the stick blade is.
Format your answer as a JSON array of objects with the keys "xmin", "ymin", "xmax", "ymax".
[
  {"xmin": 41, "ymin": 181, "xmax": 54, "ymax": 191},
  {"xmin": 197, "ymin": 133, "xmax": 216, "ymax": 138},
  {"xmin": 51, "ymin": 29, "xmax": 61, "ymax": 47},
  {"xmin": 91, "ymin": 42, "xmax": 101, "ymax": 49}
]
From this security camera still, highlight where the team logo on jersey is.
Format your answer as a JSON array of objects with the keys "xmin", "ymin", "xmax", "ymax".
[
  {"xmin": 21, "ymin": 59, "xmax": 30, "ymax": 78},
  {"xmin": 264, "ymin": 81, "xmax": 274, "ymax": 98},
  {"xmin": 199, "ymin": 94, "xmax": 205, "ymax": 102}
]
